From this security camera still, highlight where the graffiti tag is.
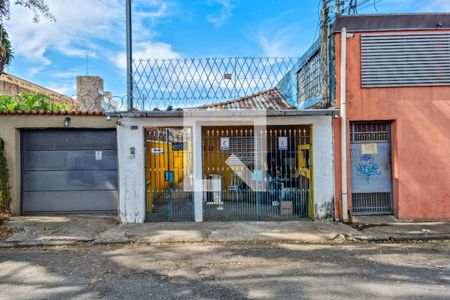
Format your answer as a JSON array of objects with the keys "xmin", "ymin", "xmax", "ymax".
[{"xmin": 357, "ymin": 154, "xmax": 381, "ymax": 183}]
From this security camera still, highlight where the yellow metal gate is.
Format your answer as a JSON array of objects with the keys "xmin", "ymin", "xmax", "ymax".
[
  {"xmin": 202, "ymin": 126, "xmax": 312, "ymax": 221},
  {"xmin": 145, "ymin": 127, "xmax": 193, "ymax": 221}
]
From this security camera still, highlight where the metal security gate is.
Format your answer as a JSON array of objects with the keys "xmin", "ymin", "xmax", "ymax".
[
  {"xmin": 21, "ymin": 129, "xmax": 118, "ymax": 214},
  {"xmin": 202, "ymin": 126, "xmax": 312, "ymax": 221},
  {"xmin": 145, "ymin": 128, "xmax": 194, "ymax": 221},
  {"xmin": 350, "ymin": 122, "xmax": 393, "ymax": 215}
]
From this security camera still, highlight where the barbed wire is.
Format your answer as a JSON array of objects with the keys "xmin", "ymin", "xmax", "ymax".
[{"xmin": 0, "ymin": 93, "xmax": 129, "ymax": 113}]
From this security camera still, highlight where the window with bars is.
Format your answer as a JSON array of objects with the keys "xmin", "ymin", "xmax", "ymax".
[{"xmin": 350, "ymin": 122, "xmax": 391, "ymax": 143}]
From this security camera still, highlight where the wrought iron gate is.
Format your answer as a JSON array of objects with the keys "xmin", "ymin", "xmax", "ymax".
[
  {"xmin": 202, "ymin": 126, "xmax": 312, "ymax": 221},
  {"xmin": 350, "ymin": 122, "xmax": 393, "ymax": 215},
  {"xmin": 145, "ymin": 128, "xmax": 194, "ymax": 221}
]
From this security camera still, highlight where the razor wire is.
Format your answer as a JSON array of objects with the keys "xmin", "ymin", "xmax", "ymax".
[{"xmin": 0, "ymin": 93, "xmax": 129, "ymax": 113}]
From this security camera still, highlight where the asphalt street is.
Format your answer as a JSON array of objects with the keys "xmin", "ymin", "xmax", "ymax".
[{"xmin": 0, "ymin": 242, "xmax": 449, "ymax": 299}]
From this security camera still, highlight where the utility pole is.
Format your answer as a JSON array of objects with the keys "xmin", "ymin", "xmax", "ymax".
[
  {"xmin": 320, "ymin": 0, "xmax": 329, "ymax": 107},
  {"xmin": 126, "ymin": 0, "xmax": 133, "ymax": 110},
  {"xmin": 335, "ymin": 0, "xmax": 342, "ymax": 15}
]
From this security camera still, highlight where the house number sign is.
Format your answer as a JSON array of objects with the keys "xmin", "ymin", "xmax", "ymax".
[{"xmin": 95, "ymin": 151, "xmax": 103, "ymax": 161}]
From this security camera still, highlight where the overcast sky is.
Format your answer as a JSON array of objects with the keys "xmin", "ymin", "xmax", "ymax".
[{"xmin": 4, "ymin": 0, "xmax": 450, "ymax": 97}]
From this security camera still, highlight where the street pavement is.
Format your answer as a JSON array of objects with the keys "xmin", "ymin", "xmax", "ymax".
[{"xmin": 0, "ymin": 242, "xmax": 449, "ymax": 299}]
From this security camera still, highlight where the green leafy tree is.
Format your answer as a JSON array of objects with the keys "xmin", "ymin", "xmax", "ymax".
[
  {"xmin": 0, "ymin": 93, "xmax": 71, "ymax": 111},
  {"xmin": 0, "ymin": 24, "xmax": 12, "ymax": 73},
  {"xmin": 0, "ymin": 0, "xmax": 54, "ymax": 22},
  {"xmin": 0, "ymin": 0, "xmax": 54, "ymax": 73}
]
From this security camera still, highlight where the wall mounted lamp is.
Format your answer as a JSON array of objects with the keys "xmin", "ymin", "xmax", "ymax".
[{"xmin": 64, "ymin": 117, "xmax": 71, "ymax": 128}]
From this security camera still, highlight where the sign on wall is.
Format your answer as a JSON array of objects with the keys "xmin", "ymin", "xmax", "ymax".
[
  {"xmin": 172, "ymin": 142, "xmax": 188, "ymax": 151},
  {"xmin": 220, "ymin": 137, "xmax": 230, "ymax": 150},
  {"xmin": 164, "ymin": 170, "xmax": 174, "ymax": 183},
  {"xmin": 278, "ymin": 137, "xmax": 288, "ymax": 150},
  {"xmin": 151, "ymin": 148, "xmax": 164, "ymax": 154},
  {"xmin": 95, "ymin": 151, "xmax": 103, "ymax": 161},
  {"xmin": 361, "ymin": 143, "xmax": 377, "ymax": 155}
]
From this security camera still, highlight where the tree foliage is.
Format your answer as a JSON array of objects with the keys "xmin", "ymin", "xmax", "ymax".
[
  {"xmin": 0, "ymin": 0, "xmax": 54, "ymax": 72},
  {"xmin": 0, "ymin": 0, "xmax": 55, "ymax": 22},
  {"xmin": 0, "ymin": 137, "xmax": 10, "ymax": 213},
  {"xmin": 0, "ymin": 23, "xmax": 12, "ymax": 73},
  {"xmin": 0, "ymin": 93, "xmax": 71, "ymax": 111}
]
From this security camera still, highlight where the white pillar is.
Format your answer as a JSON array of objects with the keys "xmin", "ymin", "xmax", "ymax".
[
  {"xmin": 192, "ymin": 121, "xmax": 203, "ymax": 222},
  {"xmin": 117, "ymin": 121, "xmax": 146, "ymax": 223}
]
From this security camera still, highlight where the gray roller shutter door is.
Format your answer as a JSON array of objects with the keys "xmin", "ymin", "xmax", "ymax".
[{"xmin": 21, "ymin": 129, "xmax": 118, "ymax": 214}]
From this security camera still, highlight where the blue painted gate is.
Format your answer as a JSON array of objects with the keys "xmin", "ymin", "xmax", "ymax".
[{"xmin": 350, "ymin": 122, "xmax": 393, "ymax": 215}]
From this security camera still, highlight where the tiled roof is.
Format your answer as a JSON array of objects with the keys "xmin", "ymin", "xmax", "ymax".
[
  {"xmin": 0, "ymin": 110, "xmax": 105, "ymax": 116},
  {"xmin": 191, "ymin": 88, "xmax": 296, "ymax": 111}
]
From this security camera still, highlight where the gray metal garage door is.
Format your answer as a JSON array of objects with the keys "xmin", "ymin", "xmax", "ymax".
[{"xmin": 21, "ymin": 129, "xmax": 118, "ymax": 214}]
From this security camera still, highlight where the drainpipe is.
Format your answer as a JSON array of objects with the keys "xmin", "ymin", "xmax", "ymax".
[{"xmin": 340, "ymin": 27, "xmax": 349, "ymax": 222}]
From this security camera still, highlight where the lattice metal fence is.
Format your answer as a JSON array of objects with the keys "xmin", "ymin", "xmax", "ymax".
[{"xmin": 132, "ymin": 57, "xmax": 298, "ymax": 110}]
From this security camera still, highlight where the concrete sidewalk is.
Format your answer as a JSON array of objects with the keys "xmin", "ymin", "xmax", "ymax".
[
  {"xmin": 0, "ymin": 215, "xmax": 117, "ymax": 247},
  {"xmin": 93, "ymin": 221, "xmax": 357, "ymax": 244},
  {"xmin": 351, "ymin": 216, "xmax": 450, "ymax": 241},
  {"xmin": 1, "ymin": 215, "xmax": 449, "ymax": 247}
]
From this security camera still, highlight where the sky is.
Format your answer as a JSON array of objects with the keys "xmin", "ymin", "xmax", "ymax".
[{"xmin": 4, "ymin": 0, "xmax": 450, "ymax": 97}]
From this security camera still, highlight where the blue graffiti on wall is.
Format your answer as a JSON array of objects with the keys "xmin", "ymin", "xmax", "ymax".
[{"xmin": 357, "ymin": 154, "xmax": 381, "ymax": 183}]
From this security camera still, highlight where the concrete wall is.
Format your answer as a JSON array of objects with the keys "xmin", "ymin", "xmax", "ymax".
[
  {"xmin": 76, "ymin": 76, "xmax": 104, "ymax": 109},
  {"xmin": 117, "ymin": 113, "xmax": 335, "ymax": 223},
  {"xmin": 334, "ymin": 30, "xmax": 450, "ymax": 220},
  {"xmin": 0, "ymin": 114, "xmax": 117, "ymax": 215},
  {"xmin": 0, "ymin": 73, "xmax": 72, "ymax": 102}
]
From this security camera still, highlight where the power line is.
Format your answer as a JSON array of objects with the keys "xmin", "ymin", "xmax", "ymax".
[
  {"xmin": 340, "ymin": 0, "xmax": 382, "ymax": 15},
  {"xmin": 311, "ymin": 0, "xmax": 323, "ymax": 44}
]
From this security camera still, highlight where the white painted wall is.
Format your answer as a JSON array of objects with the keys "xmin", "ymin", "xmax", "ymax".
[
  {"xmin": 117, "ymin": 120, "xmax": 146, "ymax": 223},
  {"xmin": 116, "ymin": 112, "xmax": 335, "ymax": 223}
]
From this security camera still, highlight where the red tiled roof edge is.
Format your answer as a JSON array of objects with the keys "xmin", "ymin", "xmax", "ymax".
[{"xmin": 0, "ymin": 110, "xmax": 106, "ymax": 116}]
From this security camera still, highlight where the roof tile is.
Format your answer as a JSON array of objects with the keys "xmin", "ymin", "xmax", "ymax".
[{"xmin": 191, "ymin": 88, "xmax": 295, "ymax": 111}]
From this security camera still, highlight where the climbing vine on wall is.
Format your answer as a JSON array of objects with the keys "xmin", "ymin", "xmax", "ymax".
[{"xmin": 0, "ymin": 137, "xmax": 11, "ymax": 213}]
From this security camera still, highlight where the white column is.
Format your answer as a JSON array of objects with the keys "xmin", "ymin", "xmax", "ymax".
[
  {"xmin": 192, "ymin": 121, "xmax": 204, "ymax": 222},
  {"xmin": 311, "ymin": 116, "xmax": 335, "ymax": 219},
  {"xmin": 117, "ymin": 120, "xmax": 146, "ymax": 223}
]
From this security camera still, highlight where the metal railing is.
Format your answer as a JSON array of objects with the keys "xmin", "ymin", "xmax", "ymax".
[{"xmin": 202, "ymin": 126, "xmax": 312, "ymax": 221}]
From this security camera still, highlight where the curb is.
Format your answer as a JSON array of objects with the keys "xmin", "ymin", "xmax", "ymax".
[
  {"xmin": 2, "ymin": 235, "xmax": 449, "ymax": 249},
  {"xmin": 353, "ymin": 234, "xmax": 450, "ymax": 242}
]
